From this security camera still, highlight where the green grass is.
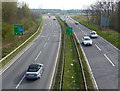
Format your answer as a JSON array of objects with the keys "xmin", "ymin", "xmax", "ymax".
[
  {"xmin": 72, "ymin": 16, "xmax": 120, "ymax": 49},
  {"xmin": 0, "ymin": 19, "xmax": 43, "ymax": 68},
  {"xmin": 54, "ymin": 16, "xmax": 89, "ymax": 90},
  {"xmin": 63, "ymin": 35, "xmax": 84, "ymax": 89},
  {"xmin": 54, "ymin": 16, "xmax": 95, "ymax": 90},
  {"xmin": 73, "ymin": 34, "xmax": 95, "ymax": 90}
]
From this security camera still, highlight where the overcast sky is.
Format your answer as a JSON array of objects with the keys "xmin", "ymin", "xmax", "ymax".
[{"xmin": 18, "ymin": 0, "xmax": 97, "ymax": 9}]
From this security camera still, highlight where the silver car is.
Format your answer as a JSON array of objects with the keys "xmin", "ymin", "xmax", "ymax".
[{"xmin": 25, "ymin": 63, "xmax": 44, "ymax": 79}]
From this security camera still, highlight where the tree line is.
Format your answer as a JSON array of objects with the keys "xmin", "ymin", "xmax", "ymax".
[
  {"xmin": 2, "ymin": 2, "xmax": 39, "ymax": 37},
  {"xmin": 2, "ymin": 2, "xmax": 41, "ymax": 57},
  {"xmin": 84, "ymin": 0, "xmax": 120, "ymax": 33}
]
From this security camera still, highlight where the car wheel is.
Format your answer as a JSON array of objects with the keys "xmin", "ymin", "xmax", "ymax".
[{"xmin": 38, "ymin": 76, "xmax": 40, "ymax": 79}]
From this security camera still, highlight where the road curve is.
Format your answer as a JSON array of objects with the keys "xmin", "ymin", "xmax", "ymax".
[{"xmin": 2, "ymin": 15, "xmax": 61, "ymax": 90}]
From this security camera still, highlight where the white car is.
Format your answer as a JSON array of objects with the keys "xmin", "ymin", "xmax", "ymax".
[
  {"xmin": 90, "ymin": 31, "xmax": 98, "ymax": 38},
  {"xmin": 82, "ymin": 36, "xmax": 93, "ymax": 46},
  {"xmin": 25, "ymin": 63, "xmax": 44, "ymax": 79}
]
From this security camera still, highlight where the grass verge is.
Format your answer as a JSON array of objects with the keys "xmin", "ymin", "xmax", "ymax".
[
  {"xmin": 0, "ymin": 18, "xmax": 43, "ymax": 68},
  {"xmin": 54, "ymin": 16, "xmax": 95, "ymax": 90},
  {"xmin": 63, "ymin": 34, "xmax": 84, "ymax": 89},
  {"xmin": 73, "ymin": 34, "xmax": 95, "ymax": 90}
]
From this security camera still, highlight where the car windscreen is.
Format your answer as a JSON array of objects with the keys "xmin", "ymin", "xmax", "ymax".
[
  {"xmin": 91, "ymin": 33, "xmax": 96, "ymax": 35},
  {"xmin": 84, "ymin": 38, "xmax": 90, "ymax": 40},
  {"xmin": 27, "ymin": 67, "xmax": 39, "ymax": 72}
]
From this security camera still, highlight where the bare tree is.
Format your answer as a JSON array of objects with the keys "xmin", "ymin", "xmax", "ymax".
[{"xmin": 88, "ymin": 0, "xmax": 118, "ymax": 31}]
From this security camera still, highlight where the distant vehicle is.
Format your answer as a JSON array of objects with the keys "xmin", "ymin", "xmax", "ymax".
[
  {"xmin": 69, "ymin": 18, "xmax": 72, "ymax": 20},
  {"xmin": 53, "ymin": 19, "xmax": 56, "ymax": 20},
  {"xmin": 75, "ymin": 22, "xmax": 79, "ymax": 25},
  {"xmin": 82, "ymin": 36, "xmax": 93, "ymax": 46},
  {"xmin": 89, "ymin": 31, "xmax": 98, "ymax": 38},
  {"xmin": 25, "ymin": 63, "xmax": 44, "ymax": 79}
]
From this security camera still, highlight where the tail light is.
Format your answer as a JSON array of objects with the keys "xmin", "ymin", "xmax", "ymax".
[
  {"xmin": 26, "ymin": 74, "xmax": 29, "ymax": 76},
  {"xmin": 34, "ymin": 74, "xmax": 38, "ymax": 76}
]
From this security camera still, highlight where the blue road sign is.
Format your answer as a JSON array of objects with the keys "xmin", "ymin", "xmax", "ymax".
[{"xmin": 100, "ymin": 17, "xmax": 109, "ymax": 27}]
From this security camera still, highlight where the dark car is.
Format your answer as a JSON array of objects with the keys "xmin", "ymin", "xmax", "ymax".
[
  {"xmin": 75, "ymin": 22, "xmax": 79, "ymax": 25},
  {"xmin": 25, "ymin": 63, "xmax": 44, "ymax": 79}
]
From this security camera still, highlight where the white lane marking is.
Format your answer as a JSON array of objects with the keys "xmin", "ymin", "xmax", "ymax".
[
  {"xmin": 41, "ymin": 35, "xmax": 45, "ymax": 37},
  {"xmin": 99, "ymin": 36, "xmax": 119, "ymax": 51},
  {"xmin": 43, "ymin": 42, "xmax": 47, "ymax": 48},
  {"xmin": 104, "ymin": 54, "xmax": 115, "ymax": 66},
  {"xmin": 16, "ymin": 75, "xmax": 25, "ymax": 89},
  {"xmin": 84, "ymin": 33, "xmax": 87, "ymax": 35},
  {"xmin": 81, "ymin": 30, "xmax": 83, "ymax": 32},
  {"xmin": 95, "ymin": 44, "xmax": 101, "ymax": 51},
  {"xmin": 48, "ymin": 36, "xmax": 51, "ymax": 40},
  {"xmin": 73, "ymin": 32, "xmax": 99, "ymax": 89},
  {"xmin": 0, "ymin": 23, "xmax": 44, "ymax": 75},
  {"xmin": 49, "ymin": 25, "xmax": 61, "ymax": 89},
  {"xmin": 35, "ymin": 51, "xmax": 42, "ymax": 60}
]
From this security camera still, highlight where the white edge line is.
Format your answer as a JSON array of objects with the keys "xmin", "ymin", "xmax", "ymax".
[
  {"xmin": 104, "ymin": 54, "xmax": 115, "ymax": 66},
  {"xmin": 0, "ymin": 45, "xmax": 30, "ymax": 75},
  {"xmin": 0, "ymin": 24, "xmax": 44, "ymax": 75},
  {"xmin": 95, "ymin": 44, "xmax": 101, "ymax": 51},
  {"xmin": 16, "ymin": 75, "xmax": 25, "ymax": 89},
  {"xmin": 99, "ymin": 36, "xmax": 119, "ymax": 51},
  {"xmin": 49, "ymin": 28, "xmax": 61, "ymax": 89},
  {"xmin": 35, "ymin": 51, "xmax": 42, "ymax": 61},
  {"xmin": 74, "ymin": 32, "xmax": 99, "ymax": 90}
]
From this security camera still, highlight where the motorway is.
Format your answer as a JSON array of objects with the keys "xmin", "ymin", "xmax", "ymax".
[
  {"xmin": 1, "ymin": 16, "xmax": 61, "ymax": 90},
  {"xmin": 61, "ymin": 16, "xmax": 118, "ymax": 90}
]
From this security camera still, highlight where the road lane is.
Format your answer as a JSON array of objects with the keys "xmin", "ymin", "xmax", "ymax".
[
  {"xmin": 61, "ymin": 16, "xmax": 118, "ymax": 89},
  {"xmin": 2, "ymin": 15, "xmax": 61, "ymax": 90}
]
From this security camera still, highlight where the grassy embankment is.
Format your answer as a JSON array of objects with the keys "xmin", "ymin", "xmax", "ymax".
[
  {"xmin": 1, "ymin": 18, "xmax": 43, "ymax": 67},
  {"xmin": 54, "ymin": 16, "xmax": 94, "ymax": 90},
  {"xmin": 72, "ymin": 15, "xmax": 120, "ymax": 49}
]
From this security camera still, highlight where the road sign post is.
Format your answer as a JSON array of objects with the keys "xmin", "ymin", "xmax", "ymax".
[
  {"xmin": 66, "ymin": 27, "xmax": 73, "ymax": 35},
  {"xmin": 38, "ymin": 16, "xmax": 41, "ymax": 18},
  {"xmin": 64, "ymin": 20, "xmax": 66, "ymax": 23},
  {"xmin": 36, "ymin": 21, "xmax": 38, "ymax": 24},
  {"xmin": 14, "ymin": 24, "xmax": 24, "ymax": 36}
]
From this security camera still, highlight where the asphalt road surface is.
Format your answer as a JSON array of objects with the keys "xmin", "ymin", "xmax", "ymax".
[
  {"xmin": 2, "ymin": 16, "xmax": 61, "ymax": 90},
  {"xmin": 61, "ymin": 16, "xmax": 118, "ymax": 90}
]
